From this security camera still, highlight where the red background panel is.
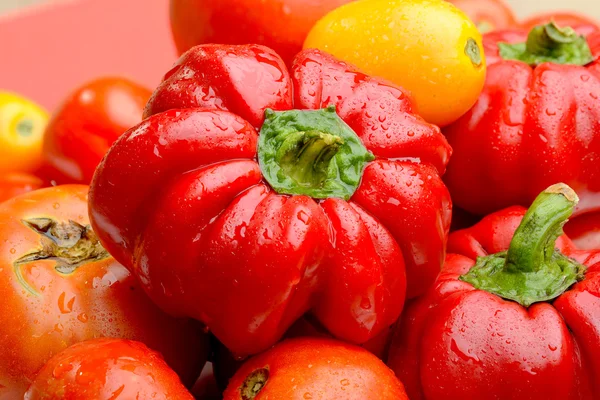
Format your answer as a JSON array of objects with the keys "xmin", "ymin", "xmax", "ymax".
[{"xmin": 0, "ymin": 0, "xmax": 177, "ymax": 110}]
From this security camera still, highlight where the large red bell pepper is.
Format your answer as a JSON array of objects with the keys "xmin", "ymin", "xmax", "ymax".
[
  {"xmin": 388, "ymin": 184, "xmax": 600, "ymax": 400},
  {"xmin": 444, "ymin": 23, "xmax": 600, "ymax": 216},
  {"xmin": 88, "ymin": 44, "xmax": 452, "ymax": 357}
]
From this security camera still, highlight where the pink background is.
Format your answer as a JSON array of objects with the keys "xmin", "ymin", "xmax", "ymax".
[{"xmin": 0, "ymin": 0, "xmax": 177, "ymax": 111}]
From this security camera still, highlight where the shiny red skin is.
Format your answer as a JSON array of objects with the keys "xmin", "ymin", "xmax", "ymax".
[
  {"xmin": 212, "ymin": 316, "xmax": 393, "ymax": 392},
  {"xmin": 444, "ymin": 28, "xmax": 600, "ymax": 216},
  {"xmin": 0, "ymin": 185, "xmax": 207, "ymax": 398},
  {"xmin": 565, "ymin": 212, "xmax": 600, "ymax": 250},
  {"xmin": 388, "ymin": 206, "xmax": 600, "ymax": 400},
  {"xmin": 222, "ymin": 338, "xmax": 408, "ymax": 400},
  {"xmin": 42, "ymin": 77, "xmax": 151, "ymax": 184},
  {"xmin": 24, "ymin": 338, "xmax": 194, "ymax": 400},
  {"xmin": 0, "ymin": 172, "xmax": 44, "ymax": 203},
  {"xmin": 90, "ymin": 45, "xmax": 452, "ymax": 357},
  {"xmin": 521, "ymin": 12, "xmax": 600, "ymax": 31},
  {"xmin": 448, "ymin": 0, "xmax": 517, "ymax": 32},
  {"xmin": 169, "ymin": 0, "xmax": 355, "ymax": 65}
]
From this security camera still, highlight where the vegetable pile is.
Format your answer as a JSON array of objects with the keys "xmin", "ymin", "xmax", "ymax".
[{"xmin": 1, "ymin": 0, "xmax": 600, "ymax": 399}]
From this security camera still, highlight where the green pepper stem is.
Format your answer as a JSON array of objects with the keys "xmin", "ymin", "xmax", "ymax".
[
  {"xmin": 459, "ymin": 183, "xmax": 586, "ymax": 307},
  {"xmin": 505, "ymin": 183, "xmax": 578, "ymax": 273},
  {"xmin": 526, "ymin": 23, "xmax": 578, "ymax": 56},
  {"xmin": 277, "ymin": 131, "xmax": 343, "ymax": 188},
  {"xmin": 498, "ymin": 22, "xmax": 594, "ymax": 66}
]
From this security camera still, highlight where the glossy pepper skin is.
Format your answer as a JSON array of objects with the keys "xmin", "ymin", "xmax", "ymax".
[
  {"xmin": 388, "ymin": 185, "xmax": 600, "ymax": 400},
  {"xmin": 24, "ymin": 338, "xmax": 194, "ymax": 400},
  {"xmin": 89, "ymin": 44, "xmax": 452, "ymax": 357},
  {"xmin": 566, "ymin": 211, "xmax": 600, "ymax": 250},
  {"xmin": 444, "ymin": 24, "xmax": 600, "ymax": 216}
]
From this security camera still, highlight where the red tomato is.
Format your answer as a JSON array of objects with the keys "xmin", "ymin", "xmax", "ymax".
[
  {"xmin": 212, "ymin": 317, "xmax": 394, "ymax": 393},
  {"xmin": 448, "ymin": 0, "xmax": 518, "ymax": 33},
  {"xmin": 521, "ymin": 12, "xmax": 600, "ymax": 31},
  {"xmin": 0, "ymin": 172, "xmax": 45, "ymax": 203},
  {"xmin": 169, "ymin": 0, "xmax": 355, "ymax": 64},
  {"xmin": 24, "ymin": 338, "xmax": 194, "ymax": 400},
  {"xmin": 0, "ymin": 185, "xmax": 207, "ymax": 399},
  {"xmin": 42, "ymin": 77, "xmax": 151, "ymax": 184},
  {"xmin": 222, "ymin": 338, "xmax": 408, "ymax": 400}
]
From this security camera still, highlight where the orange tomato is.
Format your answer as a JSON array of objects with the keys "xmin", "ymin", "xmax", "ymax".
[
  {"xmin": 0, "ymin": 92, "xmax": 48, "ymax": 174},
  {"xmin": 25, "ymin": 339, "xmax": 194, "ymax": 400},
  {"xmin": 170, "ymin": 0, "xmax": 355, "ymax": 65},
  {"xmin": 304, "ymin": 0, "xmax": 486, "ymax": 127},
  {"xmin": 223, "ymin": 338, "xmax": 408, "ymax": 400},
  {"xmin": 42, "ymin": 77, "xmax": 151, "ymax": 184},
  {"xmin": 0, "ymin": 185, "xmax": 208, "ymax": 398}
]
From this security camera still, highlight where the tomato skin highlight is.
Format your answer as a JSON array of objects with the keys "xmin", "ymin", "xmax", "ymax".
[
  {"xmin": 304, "ymin": 0, "xmax": 486, "ymax": 127},
  {"xmin": 24, "ymin": 338, "xmax": 195, "ymax": 400},
  {"xmin": 0, "ymin": 185, "xmax": 208, "ymax": 399},
  {"xmin": 169, "ymin": 0, "xmax": 355, "ymax": 65},
  {"xmin": 223, "ymin": 338, "xmax": 409, "ymax": 400},
  {"xmin": 42, "ymin": 77, "xmax": 151, "ymax": 184}
]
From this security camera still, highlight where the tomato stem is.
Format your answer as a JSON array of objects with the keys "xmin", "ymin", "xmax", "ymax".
[
  {"xmin": 241, "ymin": 368, "xmax": 269, "ymax": 400},
  {"xmin": 13, "ymin": 218, "xmax": 110, "ymax": 296}
]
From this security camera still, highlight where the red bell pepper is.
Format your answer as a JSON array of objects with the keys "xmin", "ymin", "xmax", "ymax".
[
  {"xmin": 89, "ymin": 44, "xmax": 452, "ymax": 357},
  {"xmin": 388, "ymin": 184, "xmax": 600, "ymax": 400},
  {"xmin": 565, "ymin": 211, "xmax": 600, "ymax": 250},
  {"xmin": 444, "ymin": 23, "xmax": 600, "ymax": 216}
]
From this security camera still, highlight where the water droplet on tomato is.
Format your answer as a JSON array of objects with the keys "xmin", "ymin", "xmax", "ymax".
[
  {"xmin": 297, "ymin": 210, "xmax": 310, "ymax": 224},
  {"xmin": 58, "ymin": 292, "xmax": 76, "ymax": 314},
  {"xmin": 53, "ymin": 203, "xmax": 60, "ymax": 209},
  {"xmin": 340, "ymin": 379, "xmax": 350, "ymax": 386},
  {"xmin": 52, "ymin": 362, "xmax": 73, "ymax": 378},
  {"xmin": 9, "ymin": 248, "xmax": 16, "ymax": 254},
  {"xmin": 303, "ymin": 393, "xmax": 313, "ymax": 399},
  {"xmin": 77, "ymin": 313, "xmax": 88, "ymax": 323}
]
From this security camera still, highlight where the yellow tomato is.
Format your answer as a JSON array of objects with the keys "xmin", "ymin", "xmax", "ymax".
[
  {"xmin": 0, "ymin": 92, "xmax": 48, "ymax": 173},
  {"xmin": 304, "ymin": 0, "xmax": 486, "ymax": 127}
]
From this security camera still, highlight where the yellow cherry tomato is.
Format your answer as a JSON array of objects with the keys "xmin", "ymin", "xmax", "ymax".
[
  {"xmin": 0, "ymin": 92, "xmax": 48, "ymax": 174},
  {"xmin": 304, "ymin": 0, "xmax": 486, "ymax": 127}
]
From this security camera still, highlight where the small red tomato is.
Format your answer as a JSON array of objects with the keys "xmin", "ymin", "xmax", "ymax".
[
  {"xmin": 24, "ymin": 338, "xmax": 195, "ymax": 400},
  {"xmin": 521, "ymin": 12, "xmax": 600, "ymax": 32},
  {"xmin": 0, "ymin": 172, "xmax": 45, "ymax": 203},
  {"xmin": 448, "ymin": 0, "xmax": 518, "ymax": 33},
  {"xmin": 0, "ymin": 185, "xmax": 207, "ymax": 398},
  {"xmin": 169, "ymin": 0, "xmax": 355, "ymax": 64},
  {"xmin": 42, "ymin": 77, "xmax": 151, "ymax": 184},
  {"xmin": 222, "ymin": 338, "xmax": 408, "ymax": 400}
]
